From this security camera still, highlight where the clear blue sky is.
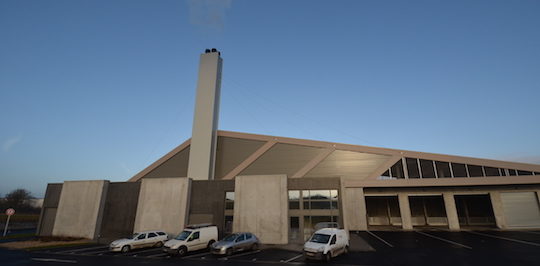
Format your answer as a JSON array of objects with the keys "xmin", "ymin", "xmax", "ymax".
[{"xmin": 1, "ymin": 0, "xmax": 539, "ymax": 197}]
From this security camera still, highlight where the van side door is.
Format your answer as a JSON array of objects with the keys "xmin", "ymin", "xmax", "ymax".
[{"xmin": 187, "ymin": 231, "xmax": 202, "ymax": 251}]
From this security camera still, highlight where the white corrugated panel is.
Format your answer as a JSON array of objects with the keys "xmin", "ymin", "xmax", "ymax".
[{"xmin": 500, "ymin": 192, "xmax": 540, "ymax": 228}]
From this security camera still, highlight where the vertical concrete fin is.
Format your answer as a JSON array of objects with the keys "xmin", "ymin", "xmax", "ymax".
[
  {"xmin": 188, "ymin": 50, "xmax": 223, "ymax": 180},
  {"xmin": 443, "ymin": 192, "xmax": 460, "ymax": 231},
  {"xmin": 398, "ymin": 193, "xmax": 413, "ymax": 230},
  {"xmin": 490, "ymin": 191, "xmax": 507, "ymax": 229},
  {"xmin": 93, "ymin": 181, "xmax": 110, "ymax": 240}
]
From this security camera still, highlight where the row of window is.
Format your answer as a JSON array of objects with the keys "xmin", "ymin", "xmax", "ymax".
[
  {"xmin": 289, "ymin": 190, "xmax": 339, "ymax": 210},
  {"xmin": 381, "ymin": 157, "xmax": 539, "ymax": 179}
]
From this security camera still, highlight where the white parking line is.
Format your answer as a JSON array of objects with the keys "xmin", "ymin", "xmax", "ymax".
[
  {"xmin": 32, "ymin": 258, "xmax": 77, "ymax": 263},
  {"xmin": 415, "ymin": 231, "xmax": 472, "ymax": 250},
  {"xmin": 283, "ymin": 254, "xmax": 303, "ymax": 263},
  {"xmin": 467, "ymin": 231, "xmax": 540, "ymax": 247},
  {"xmin": 219, "ymin": 249, "xmax": 261, "ymax": 260},
  {"xmin": 183, "ymin": 251, "xmax": 210, "ymax": 258},
  {"xmin": 56, "ymin": 245, "xmax": 106, "ymax": 253},
  {"xmin": 366, "ymin": 231, "xmax": 394, "ymax": 248}
]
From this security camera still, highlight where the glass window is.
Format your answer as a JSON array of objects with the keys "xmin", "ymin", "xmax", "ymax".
[
  {"xmin": 289, "ymin": 190, "xmax": 300, "ymax": 209},
  {"xmin": 508, "ymin": 169, "xmax": 517, "ymax": 176},
  {"xmin": 309, "ymin": 190, "xmax": 330, "ymax": 200},
  {"xmin": 190, "ymin": 231, "xmax": 200, "ymax": 240},
  {"xmin": 236, "ymin": 234, "xmax": 245, "ymax": 242},
  {"xmin": 157, "ymin": 232, "xmax": 166, "ymax": 236},
  {"xmin": 484, "ymin": 166, "xmax": 500, "ymax": 176},
  {"xmin": 137, "ymin": 234, "xmax": 146, "ymax": 240},
  {"xmin": 310, "ymin": 201, "xmax": 331, "ymax": 209},
  {"xmin": 435, "ymin": 161, "xmax": 452, "ymax": 178},
  {"xmin": 225, "ymin": 192, "xmax": 235, "ymax": 210},
  {"xmin": 517, "ymin": 170, "xmax": 533, "ymax": 176},
  {"xmin": 499, "ymin": 168, "xmax": 507, "ymax": 176},
  {"xmin": 535, "ymin": 172, "xmax": 540, "ymax": 176},
  {"xmin": 288, "ymin": 190, "xmax": 300, "ymax": 200},
  {"xmin": 468, "ymin": 165, "xmax": 483, "ymax": 177},
  {"xmin": 452, "ymin": 163, "xmax": 467, "ymax": 177},
  {"xmin": 302, "ymin": 190, "xmax": 311, "ymax": 200},
  {"xmin": 330, "ymin": 235, "xmax": 337, "ymax": 244},
  {"xmin": 406, "ymin": 158, "xmax": 420, "ymax": 178},
  {"xmin": 419, "ymin": 159, "xmax": 435, "ymax": 178},
  {"xmin": 148, "ymin": 232, "xmax": 157, "ymax": 238},
  {"xmin": 390, "ymin": 159, "xmax": 405, "ymax": 178},
  {"xmin": 331, "ymin": 190, "xmax": 338, "ymax": 200},
  {"xmin": 382, "ymin": 170, "xmax": 390, "ymax": 177}
]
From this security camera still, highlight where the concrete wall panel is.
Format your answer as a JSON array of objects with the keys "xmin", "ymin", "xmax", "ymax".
[
  {"xmin": 233, "ymin": 175, "xmax": 288, "ymax": 244},
  {"xmin": 52, "ymin": 180, "xmax": 108, "ymax": 239},
  {"xmin": 134, "ymin": 178, "xmax": 191, "ymax": 236},
  {"xmin": 98, "ymin": 182, "xmax": 141, "ymax": 242}
]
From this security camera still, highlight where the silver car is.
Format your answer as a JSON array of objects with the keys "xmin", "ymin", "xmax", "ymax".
[{"xmin": 210, "ymin": 232, "xmax": 260, "ymax": 256}]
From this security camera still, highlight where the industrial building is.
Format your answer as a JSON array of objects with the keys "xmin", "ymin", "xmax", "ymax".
[{"xmin": 37, "ymin": 49, "xmax": 540, "ymax": 244}]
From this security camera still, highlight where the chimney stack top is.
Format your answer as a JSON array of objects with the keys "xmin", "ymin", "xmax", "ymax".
[{"xmin": 204, "ymin": 48, "xmax": 220, "ymax": 55}]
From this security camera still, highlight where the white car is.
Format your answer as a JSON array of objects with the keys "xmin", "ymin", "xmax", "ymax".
[
  {"xmin": 163, "ymin": 224, "xmax": 218, "ymax": 256},
  {"xmin": 109, "ymin": 230, "xmax": 168, "ymax": 253},
  {"xmin": 303, "ymin": 228, "xmax": 349, "ymax": 261}
]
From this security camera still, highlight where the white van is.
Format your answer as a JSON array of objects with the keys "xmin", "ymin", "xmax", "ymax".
[
  {"xmin": 163, "ymin": 224, "xmax": 218, "ymax": 256},
  {"xmin": 303, "ymin": 228, "xmax": 349, "ymax": 261}
]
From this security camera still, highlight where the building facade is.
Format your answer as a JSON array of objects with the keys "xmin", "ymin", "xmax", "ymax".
[{"xmin": 37, "ymin": 50, "xmax": 540, "ymax": 244}]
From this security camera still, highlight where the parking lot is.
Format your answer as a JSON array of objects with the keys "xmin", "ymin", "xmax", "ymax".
[{"xmin": 25, "ymin": 230, "xmax": 540, "ymax": 265}]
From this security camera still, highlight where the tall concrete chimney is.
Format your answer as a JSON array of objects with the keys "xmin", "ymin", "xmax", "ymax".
[{"xmin": 187, "ymin": 49, "xmax": 222, "ymax": 180}]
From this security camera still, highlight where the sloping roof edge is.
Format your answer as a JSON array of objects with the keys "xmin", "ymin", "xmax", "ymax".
[{"xmin": 128, "ymin": 130, "xmax": 540, "ymax": 182}]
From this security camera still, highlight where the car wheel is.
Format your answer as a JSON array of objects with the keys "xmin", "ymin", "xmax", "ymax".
[
  {"xmin": 226, "ymin": 248, "xmax": 233, "ymax": 256},
  {"xmin": 121, "ymin": 245, "xmax": 130, "ymax": 253},
  {"xmin": 207, "ymin": 240, "xmax": 215, "ymax": 250},
  {"xmin": 324, "ymin": 252, "xmax": 331, "ymax": 262},
  {"xmin": 251, "ymin": 243, "xmax": 259, "ymax": 251},
  {"xmin": 154, "ymin": 241, "xmax": 164, "ymax": 248},
  {"xmin": 344, "ymin": 245, "xmax": 349, "ymax": 254},
  {"xmin": 177, "ymin": 246, "xmax": 187, "ymax": 257}
]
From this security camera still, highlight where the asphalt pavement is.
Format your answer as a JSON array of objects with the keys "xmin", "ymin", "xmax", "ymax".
[{"xmin": 2, "ymin": 230, "xmax": 540, "ymax": 266}]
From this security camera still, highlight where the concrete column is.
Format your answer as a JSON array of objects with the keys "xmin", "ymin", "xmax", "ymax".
[
  {"xmin": 398, "ymin": 193, "xmax": 413, "ymax": 230},
  {"xmin": 443, "ymin": 192, "xmax": 460, "ymax": 231},
  {"xmin": 489, "ymin": 191, "xmax": 507, "ymax": 229},
  {"xmin": 341, "ymin": 185, "xmax": 367, "ymax": 231},
  {"xmin": 188, "ymin": 50, "xmax": 223, "ymax": 180}
]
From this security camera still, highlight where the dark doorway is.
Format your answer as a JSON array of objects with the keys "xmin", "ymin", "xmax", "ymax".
[
  {"xmin": 366, "ymin": 196, "xmax": 401, "ymax": 227},
  {"xmin": 455, "ymin": 194, "xmax": 496, "ymax": 227},
  {"xmin": 409, "ymin": 196, "xmax": 448, "ymax": 227}
]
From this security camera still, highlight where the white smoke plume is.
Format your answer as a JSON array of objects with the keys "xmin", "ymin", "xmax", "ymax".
[{"xmin": 187, "ymin": 0, "xmax": 232, "ymax": 31}]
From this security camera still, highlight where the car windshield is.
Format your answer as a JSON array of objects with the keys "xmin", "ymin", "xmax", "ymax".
[
  {"xmin": 222, "ymin": 234, "xmax": 239, "ymax": 242},
  {"xmin": 175, "ymin": 230, "xmax": 192, "ymax": 241},
  {"xmin": 131, "ymin": 233, "xmax": 139, "ymax": 239},
  {"xmin": 309, "ymin": 233, "xmax": 331, "ymax": 244}
]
